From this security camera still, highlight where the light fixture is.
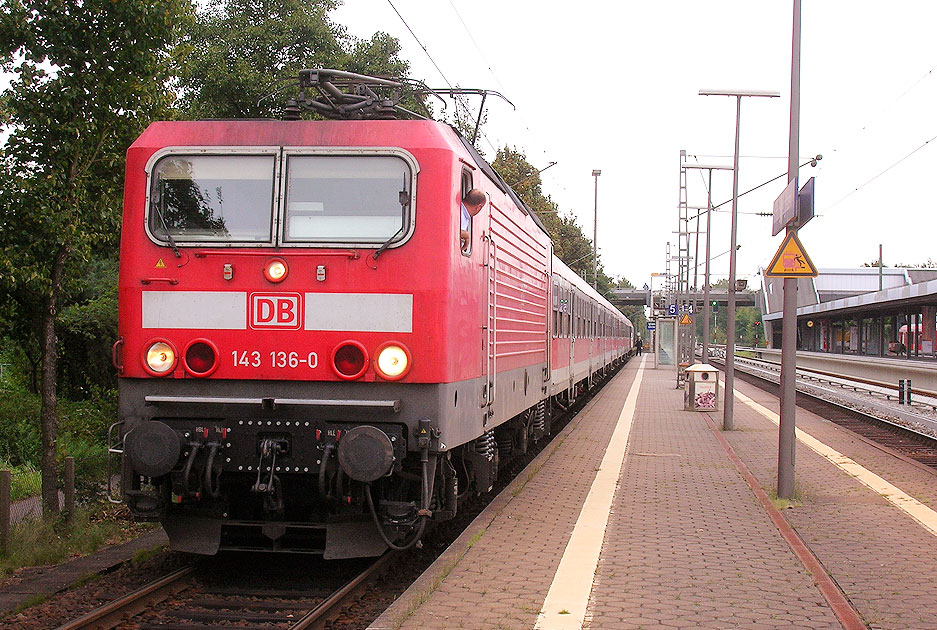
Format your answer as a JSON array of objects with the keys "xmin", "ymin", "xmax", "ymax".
[
  {"xmin": 331, "ymin": 341, "xmax": 369, "ymax": 380},
  {"xmin": 264, "ymin": 258, "xmax": 288, "ymax": 283},
  {"xmin": 183, "ymin": 339, "xmax": 219, "ymax": 377},
  {"xmin": 375, "ymin": 342, "xmax": 411, "ymax": 380},
  {"xmin": 144, "ymin": 340, "xmax": 177, "ymax": 376}
]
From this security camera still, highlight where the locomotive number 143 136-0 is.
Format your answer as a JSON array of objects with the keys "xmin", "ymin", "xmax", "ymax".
[{"xmin": 231, "ymin": 350, "xmax": 319, "ymax": 369}]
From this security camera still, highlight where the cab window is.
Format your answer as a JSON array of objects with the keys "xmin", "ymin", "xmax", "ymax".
[
  {"xmin": 284, "ymin": 155, "xmax": 411, "ymax": 244},
  {"xmin": 148, "ymin": 154, "xmax": 276, "ymax": 243}
]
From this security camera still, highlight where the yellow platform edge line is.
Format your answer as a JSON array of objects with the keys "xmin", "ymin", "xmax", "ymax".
[{"xmin": 730, "ymin": 385, "xmax": 937, "ymax": 538}]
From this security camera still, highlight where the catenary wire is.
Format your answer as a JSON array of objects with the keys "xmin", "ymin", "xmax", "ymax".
[
  {"xmin": 445, "ymin": 0, "xmax": 545, "ymax": 161},
  {"xmin": 384, "ymin": 0, "xmax": 498, "ymax": 154},
  {"xmin": 825, "ymin": 130, "xmax": 937, "ymax": 212}
]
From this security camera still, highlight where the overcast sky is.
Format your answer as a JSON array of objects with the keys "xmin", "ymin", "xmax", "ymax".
[{"xmin": 335, "ymin": 1, "xmax": 937, "ymax": 289}]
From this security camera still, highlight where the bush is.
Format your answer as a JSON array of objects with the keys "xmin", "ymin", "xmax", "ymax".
[
  {"xmin": 0, "ymin": 387, "xmax": 42, "ymax": 468},
  {"xmin": 0, "ymin": 459, "xmax": 41, "ymax": 502},
  {"xmin": 58, "ymin": 437, "xmax": 108, "ymax": 503}
]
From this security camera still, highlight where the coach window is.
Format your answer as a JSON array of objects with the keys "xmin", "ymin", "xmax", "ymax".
[
  {"xmin": 552, "ymin": 283, "xmax": 560, "ymax": 338},
  {"xmin": 283, "ymin": 155, "xmax": 411, "ymax": 245},
  {"xmin": 563, "ymin": 291, "xmax": 570, "ymax": 337},
  {"xmin": 148, "ymin": 154, "xmax": 275, "ymax": 243}
]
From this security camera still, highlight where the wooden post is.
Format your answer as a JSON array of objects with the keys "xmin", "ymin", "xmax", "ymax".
[
  {"xmin": 0, "ymin": 470, "xmax": 10, "ymax": 554},
  {"xmin": 64, "ymin": 457, "xmax": 75, "ymax": 526}
]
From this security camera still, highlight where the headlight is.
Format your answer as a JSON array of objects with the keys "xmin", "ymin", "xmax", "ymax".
[
  {"xmin": 144, "ymin": 341, "xmax": 176, "ymax": 375},
  {"xmin": 375, "ymin": 342, "xmax": 411, "ymax": 380},
  {"xmin": 264, "ymin": 258, "xmax": 288, "ymax": 283}
]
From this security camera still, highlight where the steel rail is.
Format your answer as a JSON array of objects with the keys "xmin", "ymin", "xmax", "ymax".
[
  {"xmin": 711, "ymin": 353, "xmax": 937, "ymax": 445},
  {"xmin": 290, "ymin": 552, "xmax": 396, "ymax": 630},
  {"xmin": 708, "ymin": 345, "xmax": 937, "ymax": 403},
  {"xmin": 728, "ymin": 354, "xmax": 937, "ymax": 421},
  {"xmin": 55, "ymin": 566, "xmax": 194, "ymax": 630},
  {"xmin": 56, "ymin": 553, "xmax": 392, "ymax": 630}
]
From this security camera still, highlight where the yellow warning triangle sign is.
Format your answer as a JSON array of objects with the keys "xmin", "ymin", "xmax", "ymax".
[
  {"xmin": 155, "ymin": 258, "xmax": 167, "ymax": 269},
  {"xmin": 679, "ymin": 312, "xmax": 693, "ymax": 325},
  {"xmin": 765, "ymin": 231, "xmax": 817, "ymax": 277}
]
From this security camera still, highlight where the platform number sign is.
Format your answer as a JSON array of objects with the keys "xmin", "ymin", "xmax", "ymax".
[
  {"xmin": 647, "ymin": 321, "xmax": 656, "ymax": 331},
  {"xmin": 667, "ymin": 304, "xmax": 677, "ymax": 316}
]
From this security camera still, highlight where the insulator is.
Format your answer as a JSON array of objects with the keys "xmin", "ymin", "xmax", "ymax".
[{"xmin": 282, "ymin": 100, "xmax": 301, "ymax": 121}]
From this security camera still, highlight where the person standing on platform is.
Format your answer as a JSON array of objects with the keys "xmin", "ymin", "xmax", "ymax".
[{"xmin": 635, "ymin": 336, "xmax": 643, "ymax": 355}]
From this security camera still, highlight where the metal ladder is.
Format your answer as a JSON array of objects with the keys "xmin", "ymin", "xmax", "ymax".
[{"xmin": 484, "ymin": 235, "xmax": 497, "ymax": 414}]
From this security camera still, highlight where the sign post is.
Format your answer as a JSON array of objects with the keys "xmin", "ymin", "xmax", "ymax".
[{"xmin": 778, "ymin": 0, "xmax": 802, "ymax": 501}]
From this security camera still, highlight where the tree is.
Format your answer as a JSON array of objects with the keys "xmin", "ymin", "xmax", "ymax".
[
  {"xmin": 895, "ymin": 258, "xmax": 937, "ymax": 269},
  {"xmin": 175, "ymin": 0, "xmax": 411, "ymax": 120},
  {"xmin": 0, "ymin": 0, "xmax": 190, "ymax": 515},
  {"xmin": 491, "ymin": 147, "xmax": 617, "ymax": 293}
]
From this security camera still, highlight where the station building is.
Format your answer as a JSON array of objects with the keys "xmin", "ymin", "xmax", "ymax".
[{"xmin": 760, "ymin": 267, "xmax": 937, "ymax": 360}]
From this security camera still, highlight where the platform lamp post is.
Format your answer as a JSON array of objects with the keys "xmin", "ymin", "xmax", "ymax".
[
  {"xmin": 699, "ymin": 88, "xmax": 779, "ymax": 431},
  {"xmin": 592, "ymin": 169, "xmax": 601, "ymax": 289},
  {"xmin": 683, "ymin": 164, "xmax": 733, "ymax": 364}
]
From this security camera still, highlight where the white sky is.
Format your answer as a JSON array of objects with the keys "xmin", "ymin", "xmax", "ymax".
[{"xmin": 334, "ymin": 0, "xmax": 937, "ymax": 288}]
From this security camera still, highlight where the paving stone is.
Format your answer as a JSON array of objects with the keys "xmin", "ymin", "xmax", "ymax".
[{"xmin": 370, "ymin": 360, "xmax": 937, "ymax": 630}]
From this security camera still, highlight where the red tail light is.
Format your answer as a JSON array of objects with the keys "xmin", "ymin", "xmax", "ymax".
[
  {"xmin": 184, "ymin": 339, "xmax": 219, "ymax": 377},
  {"xmin": 332, "ymin": 341, "xmax": 368, "ymax": 380}
]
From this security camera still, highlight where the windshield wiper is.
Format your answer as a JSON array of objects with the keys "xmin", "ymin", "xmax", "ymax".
[
  {"xmin": 372, "ymin": 176, "xmax": 411, "ymax": 261},
  {"xmin": 150, "ymin": 176, "xmax": 181, "ymax": 259},
  {"xmin": 372, "ymin": 224, "xmax": 405, "ymax": 261}
]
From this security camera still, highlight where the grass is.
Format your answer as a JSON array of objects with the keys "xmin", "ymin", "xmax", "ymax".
[
  {"xmin": 129, "ymin": 542, "xmax": 166, "ymax": 566},
  {"xmin": 11, "ymin": 593, "xmax": 49, "ymax": 615},
  {"xmin": 0, "ymin": 503, "xmax": 152, "ymax": 579},
  {"xmin": 0, "ymin": 459, "xmax": 42, "ymax": 502},
  {"xmin": 769, "ymin": 485, "xmax": 803, "ymax": 510}
]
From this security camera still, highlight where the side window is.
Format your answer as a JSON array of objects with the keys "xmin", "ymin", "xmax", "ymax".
[
  {"xmin": 563, "ymin": 290, "xmax": 570, "ymax": 338},
  {"xmin": 460, "ymin": 169, "xmax": 473, "ymax": 255},
  {"xmin": 552, "ymin": 282, "xmax": 560, "ymax": 339}
]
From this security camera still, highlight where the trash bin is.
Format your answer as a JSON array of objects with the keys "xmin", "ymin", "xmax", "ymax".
[{"xmin": 685, "ymin": 364, "xmax": 719, "ymax": 411}]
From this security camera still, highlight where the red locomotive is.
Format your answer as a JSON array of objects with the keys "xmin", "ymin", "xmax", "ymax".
[{"xmin": 112, "ymin": 71, "xmax": 634, "ymax": 558}]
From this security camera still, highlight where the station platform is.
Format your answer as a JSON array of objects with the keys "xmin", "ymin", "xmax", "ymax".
[{"xmin": 368, "ymin": 355, "xmax": 937, "ymax": 629}]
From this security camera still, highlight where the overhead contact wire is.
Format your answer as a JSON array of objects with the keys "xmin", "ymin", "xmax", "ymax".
[
  {"xmin": 825, "ymin": 130, "xmax": 937, "ymax": 212},
  {"xmin": 384, "ymin": 0, "xmax": 497, "ymax": 154}
]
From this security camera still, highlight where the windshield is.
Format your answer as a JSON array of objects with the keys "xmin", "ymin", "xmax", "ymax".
[
  {"xmin": 148, "ymin": 155, "xmax": 276, "ymax": 243},
  {"xmin": 283, "ymin": 155, "xmax": 410, "ymax": 243}
]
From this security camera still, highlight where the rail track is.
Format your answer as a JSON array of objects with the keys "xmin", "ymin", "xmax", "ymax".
[
  {"xmin": 56, "ymin": 552, "xmax": 393, "ymax": 630},
  {"xmin": 49, "ymin": 359, "xmax": 631, "ymax": 630},
  {"xmin": 710, "ymin": 353, "xmax": 937, "ymax": 471}
]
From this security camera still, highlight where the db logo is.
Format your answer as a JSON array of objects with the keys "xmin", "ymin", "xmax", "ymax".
[{"xmin": 249, "ymin": 293, "xmax": 302, "ymax": 330}]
